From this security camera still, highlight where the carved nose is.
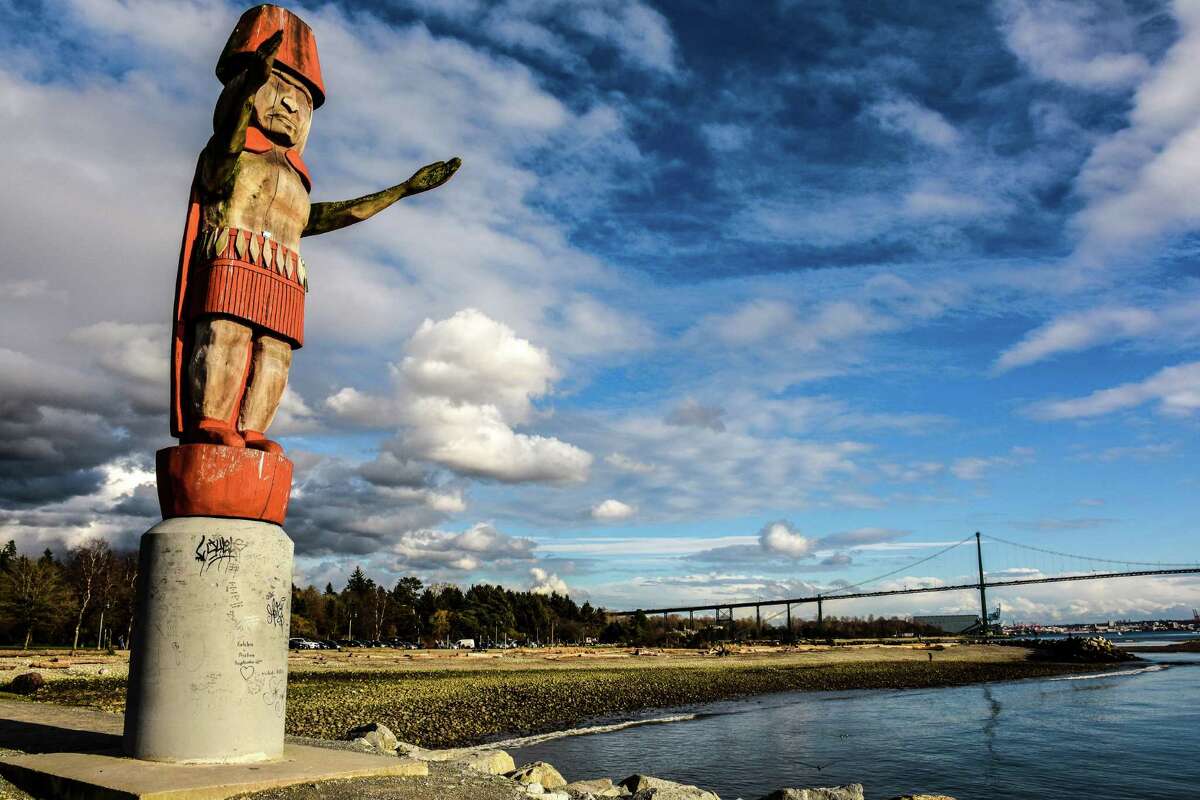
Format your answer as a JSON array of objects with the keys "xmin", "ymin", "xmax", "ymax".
[{"xmin": 281, "ymin": 96, "xmax": 298, "ymax": 113}]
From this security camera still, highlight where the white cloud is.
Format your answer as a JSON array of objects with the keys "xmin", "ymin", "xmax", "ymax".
[
  {"xmin": 867, "ymin": 95, "xmax": 961, "ymax": 148},
  {"xmin": 879, "ymin": 461, "xmax": 945, "ymax": 483},
  {"xmin": 995, "ymin": 298, "xmax": 1200, "ymax": 372},
  {"xmin": 664, "ymin": 399, "xmax": 726, "ymax": 432},
  {"xmin": 389, "ymin": 522, "xmax": 535, "ymax": 572},
  {"xmin": 402, "ymin": 309, "xmax": 559, "ymax": 423},
  {"xmin": 329, "ymin": 309, "xmax": 593, "ymax": 484},
  {"xmin": 701, "ymin": 123, "xmax": 751, "ymax": 152},
  {"xmin": 1066, "ymin": 3, "xmax": 1200, "ymax": 260},
  {"xmin": 590, "ymin": 498, "xmax": 636, "ymax": 520},
  {"xmin": 759, "ymin": 521, "xmax": 813, "ymax": 559},
  {"xmin": 604, "ymin": 452, "xmax": 657, "ymax": 474},
  {"xmin": 529, "ymin": 566, "xmax": 569, "ymax": 595},
  {"xmin": 902, "ymin": 183, "xmax": 990, "ymax": 218},
  {"xmin": 951, "ymin": 447, "xmax": 1035, "ymax": 480},
  {"xmin": 996, "ymin": 0, "xmax": 1150, "ymax": 91},
  {"xmin": 996, "ymin": 307, "xmax": 1159, "ymax": 371},
  {"xmin": 1074, "ymin": 443, "xmax": 1175, "ymax": 463},
  {"xmin": 1029, "ymin": 361, "xmax": 1200, "ymax": 420}
]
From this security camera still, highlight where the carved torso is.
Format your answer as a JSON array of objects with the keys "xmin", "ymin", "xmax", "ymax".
[{"xmin": 203, "ymin": 147, "xmax": 310, "ymax": 252}]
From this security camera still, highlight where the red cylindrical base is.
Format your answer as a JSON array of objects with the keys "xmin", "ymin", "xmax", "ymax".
[{"xmin": 156, "ymin": 444, "xmax": 292, "ymax": 525}]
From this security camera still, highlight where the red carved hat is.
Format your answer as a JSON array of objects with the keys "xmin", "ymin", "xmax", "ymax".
[{"xmin": 216, "ymin": 4, "xmax": 325, "ymax": 108}]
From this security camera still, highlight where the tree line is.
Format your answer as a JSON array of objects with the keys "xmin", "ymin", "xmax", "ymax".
[
  {"xmin": 0, "ymin": 540, "xmax": 137, "ymax": 650},
  {"xmin": 291, "ymin": 566, "xmax": 605, "ymax": 645},
  {"xmin": 0, "ymin": 538, "xmax": 945, "ymax": 649}
]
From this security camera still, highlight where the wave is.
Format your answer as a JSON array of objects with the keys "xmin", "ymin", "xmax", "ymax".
[
  {"xmin": 1049, "ymin": 664, "xmax": 1167, "ymax": 681},
  {"xmin": 491, "ymin": 713, "xmax": 698, "ymax": 749}
]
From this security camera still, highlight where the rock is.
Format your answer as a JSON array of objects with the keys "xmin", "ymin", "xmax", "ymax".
[
  {"xmin": 510, "ymin": 761, "xmax": 568, "ymax": 789},
  {"xmin": 629, "ymin": 789, "xmax": 717, "ymax": 800},
  {"xmin": 620, "ymin": 774, "xmax": 719, "ymax": 800},
  {"xmin": 453, "ymin": 748, "xmax": 517, "ymax": 775},
  {"xmin": 346, "ymin": 721, "xmax": 399, "ymax": 754},
  {"xmin": 397, "ymin": 743, "xmax": 516, "ymax": 775},
  {"xmin": 393, "ymin": 740, "xmax": 424, "ymax": 758},
  {"xmin": 527, "ymin": 782, "xmax": 545, "ymax": 796},
  {"xmin": 565, "ymin": 777, "xmax": 624, "ymax": 797},
  {"xmin": 10, "ymin": 672, "xmax": 44, "ymax": 695},
  {"xmin": 391, "ymin": 758, "xmax": 430, "ymax": 777},
  {"xmin": 759, "ymin": 786, "xmax": 864, "ymax": 800}
]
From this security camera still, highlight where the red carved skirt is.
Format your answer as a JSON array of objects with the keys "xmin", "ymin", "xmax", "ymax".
[{"xmin": 189, "ymin": 226, "xmax": 309, "ymax": 347}]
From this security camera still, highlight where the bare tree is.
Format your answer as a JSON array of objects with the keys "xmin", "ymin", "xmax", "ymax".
[
  {"xmin": 1, "ymin": 555, "xmax": 71, "ymax": 649},
  {"xmin": 67, "ymin": 540, "xmax": 112, "ymax": 653},
  {"xmin": 373, "ymin": 585, "xmax": 389, "ymax": 640},
  {"xmin": 119, "ymin": 552, "xmax": 139, "ymax": 650}
]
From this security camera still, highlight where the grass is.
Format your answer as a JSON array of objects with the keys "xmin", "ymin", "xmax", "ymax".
[{"xmin": 30, "ymin": 656, "xmax": 1107, "ymax": 748}]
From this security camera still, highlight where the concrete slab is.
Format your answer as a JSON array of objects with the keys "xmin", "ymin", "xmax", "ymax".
[
  {"xmin": 0, "ymin": 700, "xmax": 427, "ymax": 799},
  {"xmin": 0, "ymin": 744, "xmax": 428, "ymax": 800}
]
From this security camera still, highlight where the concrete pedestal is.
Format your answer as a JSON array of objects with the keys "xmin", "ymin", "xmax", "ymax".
[{"xmin": 123, "ymin": 517, "xmax": 294, "ymax": 763}]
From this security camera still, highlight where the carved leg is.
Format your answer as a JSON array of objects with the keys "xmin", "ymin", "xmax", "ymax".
[
  {"xmin": 239, "ymin": 333, "xmax": 292, "ymax": 454},
  {"xmin": 187, "ymin": 317, "xmax": 252, "ymax": 447}
]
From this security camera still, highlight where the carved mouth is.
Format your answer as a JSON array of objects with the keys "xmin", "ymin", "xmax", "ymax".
[{"xmin": 267, "ymin": 113, "xmax": 295, "ymax": 130}]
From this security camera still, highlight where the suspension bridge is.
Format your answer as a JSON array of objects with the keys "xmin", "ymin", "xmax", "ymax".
[{"xmin": 610, "ymin": 532, "xmax": 1200, "ymax": 634}]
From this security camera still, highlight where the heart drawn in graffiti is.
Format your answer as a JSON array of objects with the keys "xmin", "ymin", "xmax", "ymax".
[{"xmin": 240, "ymin": 665, "xmax": 255, "ymax": 681}]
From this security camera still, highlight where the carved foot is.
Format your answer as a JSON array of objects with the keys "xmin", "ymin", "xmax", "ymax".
[
  {"xmin": 191, "ymin": 418, "xmax": 245, "ymax": 448},
  {"xmin": 243, "ymin": 430, "xmax": 284, "ymax": 455}
]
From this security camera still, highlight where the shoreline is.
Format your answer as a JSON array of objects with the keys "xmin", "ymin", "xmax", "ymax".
[{"xmin": 26, "ymin": 647, "xmax": 1122, "ymax": 749}]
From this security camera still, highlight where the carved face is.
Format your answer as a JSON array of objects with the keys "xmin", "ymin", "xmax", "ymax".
[{"xmin": 252, "ymin": 69, "xmax": 313, "ymax": 149}]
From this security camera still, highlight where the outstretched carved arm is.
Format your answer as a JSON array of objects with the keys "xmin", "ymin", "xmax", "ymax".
[
  {"xmin": 198, "ymin": 31, "xmax": 283, "ymax": 195},
  {"xmin": 303, "ymin": 158, "xmax": 461, "ymax": 237}
]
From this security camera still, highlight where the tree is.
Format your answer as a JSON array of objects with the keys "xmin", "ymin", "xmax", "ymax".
[
  {"xmin": 116, "ymin": 552, "xmax": 138, "ymax": 649},
  {"xmin": 0, "ymin": 541, "xmax": 16, "ymax": 572},
  {"xmin": 430, "ymin": 608, "xmax": 452, "ymax": 642},
  {"xmin": 1, "ymin": 555, "xmax": 72, "ymax": 649},
  {"xmin": 345, "ymin": 567, "xmax": 373, "ymax": 595},
  {"xmin": 371, "ymin": 585, "xmax": 389, "ymax": 640},
  {"xmin": 66, "ymin": 539, "xmax": 112, "ymax": 652}
]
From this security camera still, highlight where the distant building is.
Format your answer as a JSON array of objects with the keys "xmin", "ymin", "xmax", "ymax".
[{"xmin": 913, "ymin": 614, "xmax": 980, "ymax": 634}]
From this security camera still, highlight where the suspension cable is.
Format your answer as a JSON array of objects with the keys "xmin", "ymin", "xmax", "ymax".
[
  {"xmin": 981, "ymin": 533, "xmax": 1200, "ymax": 569},
  {"xmin": 822, "ymin": 533, "xmax": 976, "ymax": 596}
]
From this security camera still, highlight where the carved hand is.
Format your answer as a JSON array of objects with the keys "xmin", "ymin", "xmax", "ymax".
[
  {"xmin": 405, "ymin": 158, "xmax": 462, "ymax": 194},
  {"xmin": 245, "ymin": 30, "xmax": 284, "ymax": 89}
]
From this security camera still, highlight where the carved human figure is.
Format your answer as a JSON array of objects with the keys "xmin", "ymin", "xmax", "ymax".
[{"xmin": 171, "ymin": 4, "xmax": 459, "ymax": 454}]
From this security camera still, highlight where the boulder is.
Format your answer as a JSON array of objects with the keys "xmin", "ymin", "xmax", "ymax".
[
  {"xmin": 10, "ymin": 672, "xmax": 44, "ymax": 695},
  {"xmin": 629, "ymin": 789, "xmax": 718, "ymax": 800},
  {"xmin": 346, "ymin": 721, "xmax": 399, "ymax": 754},
  {"xmin": 759, "ymin": 786, "xmax": 864, "ymax": 800},
  {"xmin": 453, "ymin": 748, "xmax": 517, "ymax": 775},
  {"xmin": 565, "ymin": 777, "xmax": 625, "ymax": 797},
  {"xmin": 510, "ymin": 761, "xmax": 568, "ymax": 789},
  {"xmin": 526, "ymin": 782, "xmax": 545, "ymax": 796},
  {"xmin": 620, "ymin": 774, "xmax": 719, "ymax": 800}
]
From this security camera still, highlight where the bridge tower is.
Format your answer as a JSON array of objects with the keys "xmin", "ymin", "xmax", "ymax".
[{"xmin": 975, "ymin": 531, "xmax": 988, "ymax": 638}]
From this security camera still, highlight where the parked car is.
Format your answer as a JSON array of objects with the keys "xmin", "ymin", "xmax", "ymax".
[{"xmin": 288, "ymin": 637, "xmax": 320, "ymax": 650}]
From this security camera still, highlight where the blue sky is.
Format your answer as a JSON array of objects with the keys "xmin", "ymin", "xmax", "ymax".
[{"xmin": 0, "ymin": 0, "xmax": 1198, "ymax": 621}]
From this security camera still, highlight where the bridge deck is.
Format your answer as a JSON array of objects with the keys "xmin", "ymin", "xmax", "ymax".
[{"xmin": 610, "ymin": 568, "xmax": 1200, "ymax": 617}]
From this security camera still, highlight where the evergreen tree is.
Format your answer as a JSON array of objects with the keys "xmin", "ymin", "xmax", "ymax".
[{"xmin": 1, "ymin": 555, "xmax": 72, "ymax": 649}]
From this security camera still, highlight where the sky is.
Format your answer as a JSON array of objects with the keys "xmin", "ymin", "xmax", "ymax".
[{"xmin": 1, "ymin": 0, "xmax": 1198, "ymax": 623}]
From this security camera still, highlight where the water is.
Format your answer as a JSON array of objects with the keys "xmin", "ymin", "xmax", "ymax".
[{"xmin": 509, "ymin": 641, "xmax": 1200, "ymax": 799}]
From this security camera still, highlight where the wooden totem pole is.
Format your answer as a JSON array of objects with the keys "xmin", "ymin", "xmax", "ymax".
[{"xmin": 124, "ymin": 4, "xmax": 459, "ymax": 763}]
